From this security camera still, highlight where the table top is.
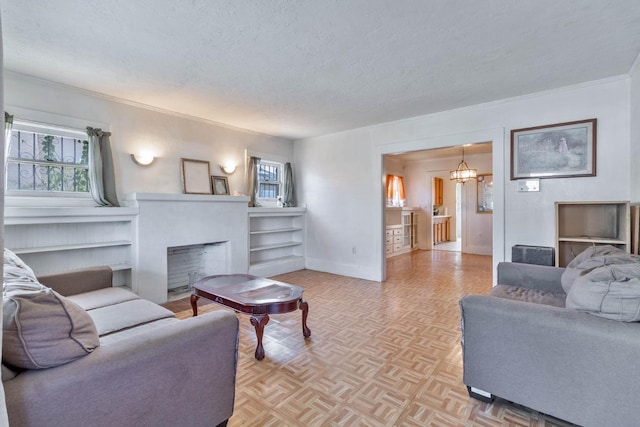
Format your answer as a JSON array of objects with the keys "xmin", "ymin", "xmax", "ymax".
[{"xmin": 193, "ymin": 274, "xmax": 304, "ymax": 307}]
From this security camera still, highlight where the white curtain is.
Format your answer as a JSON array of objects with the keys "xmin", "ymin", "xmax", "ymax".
[
  {"xmin": 282, "ymin": 162, "xmax": 295, "ymax": 207},
  {"xmin": 87, "ymin": 127, "xmax": 119, "ymax": 207},
  {"xmin": 246, "ymin": 156, "xmax": 261, "ymax": 207}
]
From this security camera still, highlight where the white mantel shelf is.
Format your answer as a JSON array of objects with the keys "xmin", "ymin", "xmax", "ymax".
[
  {"xmin": 125, "ymin": 192, "xmax": 250, "ymax": 204},
  {"xmin": 248, "ymin": 207, "xmax": 307, "ymax": 214}
]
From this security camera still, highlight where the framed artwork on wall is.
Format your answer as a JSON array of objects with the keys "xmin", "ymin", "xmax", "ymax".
[
  {"xmin": 211, "ymin": 175, "xmax": 230, "ymax": 195},
  {"xmin": 181, "ymin": 158, "xmax": 212, "ymax": 194},
  {"xmin": 510, "ymin": 118, "xmax": 596, "ymax": 180}
]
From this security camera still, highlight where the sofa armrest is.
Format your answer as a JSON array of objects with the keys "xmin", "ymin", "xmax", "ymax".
[
  {"xmin": 460, "ymin": 294, "xmax": 640, "ymax": 426},
  {"xmin": 38, "ymin": 266, "xmax": 113, "ymax": 296},
  {"xmin": 4, "ymin": 311, "xmax": 239, "ymax": 427},
  {"xmin": 497, "ymin": 262, "xmax": 565, "ymax": 293}
]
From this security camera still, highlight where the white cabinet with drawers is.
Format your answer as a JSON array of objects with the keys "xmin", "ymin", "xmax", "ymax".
[
  {"xmin": 385, "ymin": 225, "xmax": 405, "ymax": 257},
  {"xmin": 386, "ymin": 208, "xmax": 419, "ymax": 258}
]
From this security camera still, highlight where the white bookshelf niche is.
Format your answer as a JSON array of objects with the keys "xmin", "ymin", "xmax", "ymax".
[
  {"xmin": 555, "ymin": 201, "xmax": 630, "ymax": 267},
  {"xmin": 4, "ymin": 206, "xmax": 138, "ymax": 287},
  {"xmin": 248, "ymin": 207, "xmax": 306, "ymax": 277}
]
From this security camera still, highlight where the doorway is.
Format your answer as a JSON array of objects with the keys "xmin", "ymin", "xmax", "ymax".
[
  {"xmin": 383, "ymin": 142, "xmax": 493, "ymax": 257},
  {"xmin": 377, "ymin": 128, "xmax": 504, "ymax": 284},
  {"xmin": 433, "ymin": 181, "xmax": 463, "ymax": 252}
]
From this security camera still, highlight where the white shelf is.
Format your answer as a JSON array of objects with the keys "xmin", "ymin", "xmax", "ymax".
[
  {"xmin": 250, "ymin": 227, "xmax": 302, "ymax": 235},
  {"xmin": 249, "ymin": 255, "xmax": 304, "ymax": 267},
  {"xmin": 249, "ymin": 241, "xmax": 302, "ymax": 252},
  {"xmin": 13, "ymin": 240, "xmax": 132, "ymax": 254},
  {"xmin": 558, "ymin": 237, "xmax": 626, "ymax": 244},
  {"xmin": 110, "ymin": 263, "xmax": 133, "ymax": 272}
]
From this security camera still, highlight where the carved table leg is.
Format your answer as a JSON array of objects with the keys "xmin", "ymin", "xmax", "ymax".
[
  {"xmin": 190, "ymin": 294, "xmax": 200, "ymax": 316},
  {"xmin": 250, "ymin": 314, "xmax": 270, "ymax": 360},
  {"xmin": 299, "ymin": 299, "xmax": 311, "ymax": 338}
]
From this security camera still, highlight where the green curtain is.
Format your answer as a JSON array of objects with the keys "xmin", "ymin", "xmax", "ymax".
[{"xmin": 87, "ymin": 127, "xmax": 119, "ymax": 207}]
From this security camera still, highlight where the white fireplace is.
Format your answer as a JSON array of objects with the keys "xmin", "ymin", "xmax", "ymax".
[
  {"xmin": 167, "ymin": 242, "xmax": 228, "ymax": 292},
  {"xmin": 125, "ymin": 193, "xmax": 250, "ymax": 303}
]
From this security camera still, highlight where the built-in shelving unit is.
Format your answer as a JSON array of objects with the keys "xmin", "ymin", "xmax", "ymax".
[
  {"xmin": 4, "ymin": 206, "xmax": 138, "ymax": 286},
  {"xmin": 555, "ymin": 201, "xmax": 630, "ymax": 267},
  {"xmin": 248, "ymin": 207, "xmax": 306, "ymax": 277}
]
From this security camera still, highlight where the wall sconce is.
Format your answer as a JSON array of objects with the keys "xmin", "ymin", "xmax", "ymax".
[
  {"xmin": 220, "ymin": 163, "xmax": 236, "ymax": 175},
  {"xmin": 130, "ymin": 152, "xmax": 155, "ymax": 166}
]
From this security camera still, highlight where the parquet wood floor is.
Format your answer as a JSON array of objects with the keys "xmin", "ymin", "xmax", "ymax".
[{"xmin": 164, "ymin": 250, "xmax": 576, "ymax": 427}]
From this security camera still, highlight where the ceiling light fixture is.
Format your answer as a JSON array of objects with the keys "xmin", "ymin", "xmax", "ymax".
[{"xmin": 449, "ymin": 147, "xmax": 477, "ymax": 183}]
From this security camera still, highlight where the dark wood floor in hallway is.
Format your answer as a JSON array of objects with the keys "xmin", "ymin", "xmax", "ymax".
[{"xmin": 164, "ymin": 250, "xmax": 575, "ymax": 426}]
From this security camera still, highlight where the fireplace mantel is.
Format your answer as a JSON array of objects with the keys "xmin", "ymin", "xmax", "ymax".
[{"xmin": 125, "ymin": 193, "xmax": 250, "ymax": 303}]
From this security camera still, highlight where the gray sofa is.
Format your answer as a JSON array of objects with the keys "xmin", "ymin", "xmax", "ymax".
[
  {"xmin": 3, "ymin": 264, "xmax": 239, "ymax": 427},
  {"xmin": 460, "ymin": 261, "xmax": 640, "ymax": 427}
]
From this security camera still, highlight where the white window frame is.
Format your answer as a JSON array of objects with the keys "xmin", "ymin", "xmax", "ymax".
[
  {"xmin": 257, "ymin": 160, "xmax": 283, "ymax": 202},
  {"xmin": 4, "ymin": 107, "xmax": 107, "ymax": 207},
  {"xmin": 247, "ymin": 150, "xmax": 288, "ymax": 207}
]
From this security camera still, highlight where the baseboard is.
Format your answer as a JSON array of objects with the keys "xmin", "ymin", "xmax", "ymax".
[{"xmin": 304, "ymin": 257, "xmax": 382, "ymax": 282}]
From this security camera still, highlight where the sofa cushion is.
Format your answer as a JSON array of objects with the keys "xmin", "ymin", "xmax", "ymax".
[
  {"xmin": 98, "ymin": 317, "xmax": 178, "ymax": 345},
  {"xmin": 3, "ymin": 281, "xmax": 100, "ymax": 369},
  {"xmin": 67, "ymin": 287, "xmax": 140, "ymax": 311},
  {"xmin": 489, "ymin": 284, "xmax": 566, "ymax": 308},
  {"xmin": 87, "ymin": 299, "xmax": 175, "ymax": 336}
]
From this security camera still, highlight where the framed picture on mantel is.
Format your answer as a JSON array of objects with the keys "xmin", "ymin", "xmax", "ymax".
[
  {"xmin": 181, "ymin": 158, "xmax": 212, "ymax": 194},
  {"xmin": 510, "ymin": 118, "xmax": 596, "ymax": 180},
  {"xmin": 211, "ymin": 175, "xmax": 230, "ymax": 195}
]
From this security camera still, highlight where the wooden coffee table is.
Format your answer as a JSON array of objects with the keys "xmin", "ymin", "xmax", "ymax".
[{"xmin": 190, "ymin": 274, "xmax": 311, "ymax": 360}]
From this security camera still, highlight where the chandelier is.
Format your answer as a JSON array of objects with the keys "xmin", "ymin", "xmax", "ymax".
[{"xmin": 449, "ymin": 147, "xmax": 477, "ymax": 183}]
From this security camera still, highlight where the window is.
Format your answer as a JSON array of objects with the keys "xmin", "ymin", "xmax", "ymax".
[
  {"xmin": 386, "ymin": 175, "xmax": 406, "ymax": 207},
  {"xmin": 257, "ymin": 160, "xmax": 282, "ymax": 199},
  {"xmin": 6, "ymin": 124, "xmax": 90, "ymax": 193}
]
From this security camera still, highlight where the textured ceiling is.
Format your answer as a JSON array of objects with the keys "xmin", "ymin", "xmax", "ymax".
[{"xmin": 3, "ymin": 1, "xmax": 640, "ymax": 139}]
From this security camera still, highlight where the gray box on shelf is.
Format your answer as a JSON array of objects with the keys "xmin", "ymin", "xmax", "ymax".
[{"xmin": 511, "ymin": 245, "xmax": 555, "ymax": 266}]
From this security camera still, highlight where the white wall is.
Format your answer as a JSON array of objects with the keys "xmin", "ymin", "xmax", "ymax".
[
  {"xmin": 296, "ymin": 126, "xmax": 382, "ymax": 280},
  {"xmin": 631, "ymin": 59, "xmax": 640, "ymax": 202},
  {"xmin": 384, "ymin": 156, "xmax": 404, "ymax": 177},
  {"xmin": 295, "ymin": 76, "xmax": 631, "ymax": 282},
  {"xmin": 4, "ymin": 72, "xmax": 293, "ymax": 202}
]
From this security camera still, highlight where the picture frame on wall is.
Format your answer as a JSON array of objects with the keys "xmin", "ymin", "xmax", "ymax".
[
  {"xmin": 510, "ymin": 118, "xmax": 596, "ymax": 180},
  {"xmin": 181, "ymin": 158, "xmax": 212, "ymax": 194},
  {"xmin": 211, "ymin": 175, "xmax": 230, "ymax": 195}
]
